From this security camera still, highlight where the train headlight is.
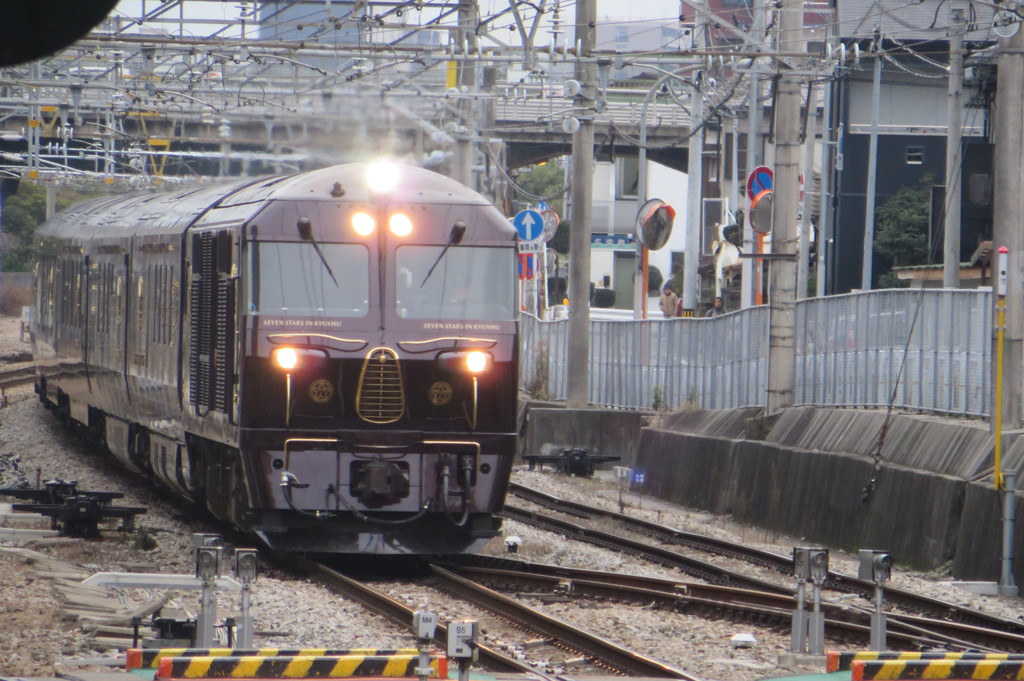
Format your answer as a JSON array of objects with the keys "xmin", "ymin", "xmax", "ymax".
[
  {"xmin": 273, "ymin": 347, "xmax": 299, "ymax": 370},
  {"xmin": 272, "ymin": 347, "xmax": 328, "ymax": 371},
  {"xmin": 465, "ymin": 351, "xmax": 489, "ymax": 373},
  {"xmin": 352, "ymin": 211, "xmax": 376, "ymax": 237},
  {"xmin": 366, "ymin": 161, "xmax": 400, "ymax": 193},
  {"xmin": 388, "ymin": 213, "xmax": 413, "ymax": 237},
  {"xmin": 438, "ymin": 350, "xmax": 493, "ymax": 374}
]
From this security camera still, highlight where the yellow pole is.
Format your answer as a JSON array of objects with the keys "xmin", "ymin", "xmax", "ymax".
[
  {"xmin": 995, "ymin": 296, "xmax": 1005, "ymax": 491},
  {"xmin": 995, "ymin": 245, "xmax": 1009, "ymax": 491}
]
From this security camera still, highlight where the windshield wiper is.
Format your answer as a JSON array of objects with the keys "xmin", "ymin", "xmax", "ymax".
[
  {"xmin": 420, "ymin": 221, "xmax": 466, "ymax": 287},
  {"xmin": 296, "ymin": 217, "xmax": 339, "ymax": 286}
]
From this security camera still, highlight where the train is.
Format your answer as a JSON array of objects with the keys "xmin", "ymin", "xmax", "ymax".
[{"xmin": 30, "ymin": 161, "xmax": 520, "ymax": 554}]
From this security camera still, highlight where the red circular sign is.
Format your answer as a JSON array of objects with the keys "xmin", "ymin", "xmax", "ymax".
[{"xmin": 747, "ymin": 165, "xmax": 773, "ymax": 200}]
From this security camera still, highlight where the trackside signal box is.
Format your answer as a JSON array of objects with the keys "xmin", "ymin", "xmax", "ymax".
[{"xmin": 447, "ymin": 619, "xmax": 479, "ymax": 659}]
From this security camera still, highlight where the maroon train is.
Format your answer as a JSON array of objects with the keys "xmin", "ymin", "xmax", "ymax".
[{"xmin": 31, "ymin": 162, "xmax": 519, "ymax": 554}]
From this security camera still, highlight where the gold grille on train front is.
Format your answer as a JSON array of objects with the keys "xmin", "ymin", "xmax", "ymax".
[{"xmin": 356, "ymin": 347, "xmax": 405, "ymax": 423}]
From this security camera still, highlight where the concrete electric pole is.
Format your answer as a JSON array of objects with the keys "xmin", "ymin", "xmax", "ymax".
[
  {"xmin": 943, "ymin": 11, "xmax": 965, "ymax": 289},
  {"xmin": 861, "ymin": 51, "xmax": 882, "ymax": 291},
  {"xmin": 742, "ymin": 0, "xmax": 768, "ymax": 309},
  {"xmin": 566, "ymin": 0, "xmax": 596, "ymax": 408},
  {"xmin": 992, "ymin": 21, "xmax": 1024, "ymax": 430},
  {"xmin": 453, "ymin": 0, "xmax": 480, "ymax": 188},
  {"xmin": 765, "ymin": 0, "xmax": 804, "ymax": 413},
  {"xmin": 681, "ymin": 1, "xmax": 706, "ymax": 316}
]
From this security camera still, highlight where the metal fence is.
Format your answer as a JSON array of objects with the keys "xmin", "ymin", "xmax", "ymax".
[
  {"xmin": 520, "ymin": 288, "xmax": 993, "ymax": 416},
  {"xmin": 520, "ymin": 305, "xmax": 770, "ymax": 411}
]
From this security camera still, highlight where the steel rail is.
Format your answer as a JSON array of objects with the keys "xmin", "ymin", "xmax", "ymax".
[
  {"xmin": 509, "ymin": 483, "xmax": 1024, "ymax": 635},
  {"xmin": 428, "ymin": 564, "xmax": 701, "ymax": 680},
  {"xmin": 289, "ymin": 556, "xmax": 560, "ymax": 680},
  {"xmin": 0, "ymin": 365, "xmax": 35, "ymax": 391},
  {"xmin": 443, "ymin": 559, "xmax": 1021, "ymax": 653},
  {"xmin": 500, "ymin": 503, "xmax": 791, "ymax": 593}
]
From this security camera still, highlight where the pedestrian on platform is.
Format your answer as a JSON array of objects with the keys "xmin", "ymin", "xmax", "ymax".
[
  {"xmin": 705, "ymin": 296, "xmax": 726, "ymax": 318},
  {"xmin": 659, "ymin": 285, "xmax": 679, "ymax": 319}
]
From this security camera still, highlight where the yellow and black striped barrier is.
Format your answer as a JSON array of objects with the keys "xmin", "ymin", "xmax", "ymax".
[
  {"xmin": 127, "ymin": 649, "xmax": 421, "ymax": 671},
  {"xmin": 851, "ymin": 658, "xmax": 1024, "ymax": 681},
  {"xmin": 155, "ymin": 653, "xmax": 447, "ymax": 679},
  {"xmin": 828, "ymin": 651, "xmax": 1024, "ymax": 672}
]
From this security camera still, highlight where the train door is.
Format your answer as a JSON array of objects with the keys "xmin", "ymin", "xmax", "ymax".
[
  {"xmin": 185, "ymin": 229, "xmax": 237, "ymax": 425},
  {"xmin": 84, "ymin": 249, "xmax": 128, "ymax": 411}
]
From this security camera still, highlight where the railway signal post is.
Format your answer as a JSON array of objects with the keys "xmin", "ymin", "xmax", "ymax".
[
  {"xmin": 233, "ymin": 548, "xmax": 259, "ymax": 648},
  {"xmin": 808, "ymin": 550, "xmax": 828, "ymax": 656},
  {"xmin": 448, "ymin": 619, "xmax": 479, "ymax": 681},
  {"xmin": 414, "ymin": 611, "xmax": 438, "ymax": 681},
  {"xmin": 858, "ymin": 550, "xmax": 893, "ymax": 650},
  {"xmin": 791, "ymin": 548, "xmax": 828, "ymax": 655},
  {"xmin": 194, "ymin": 533, "xmax": 223, "ymax": 648}
]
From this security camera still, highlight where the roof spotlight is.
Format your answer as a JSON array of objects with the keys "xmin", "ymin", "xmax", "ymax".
[{"xmin": 366, "ymin": 161, "xmax": 400, "ymax": 193}]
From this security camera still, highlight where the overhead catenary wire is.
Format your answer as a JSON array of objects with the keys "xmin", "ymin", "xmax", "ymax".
[{"xmin": 861, "ymin": 295, "xmax": 925, "ymax": 504}]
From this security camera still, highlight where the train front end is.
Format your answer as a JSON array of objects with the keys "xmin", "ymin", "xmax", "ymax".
[{"xmin": 230, "ymin": 163, "xmax": 518, "ymax": 554}]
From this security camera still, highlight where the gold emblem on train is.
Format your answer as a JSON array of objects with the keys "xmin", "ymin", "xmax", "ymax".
[
  {"xmin": 428, "ymin": 381, "xmax": 454, "ymax": 406},
  {"xmin": 356, "ymin": 347, "xmax": 405, "ymax": 423},
  {"xmin": 308, "ymin": 379, "xmax": 334, "ymax": 404}
]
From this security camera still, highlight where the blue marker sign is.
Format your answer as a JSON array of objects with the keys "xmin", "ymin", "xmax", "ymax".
[{"xmin": 513, "ymin": 209, "xmax": 544, "ymax": 241}]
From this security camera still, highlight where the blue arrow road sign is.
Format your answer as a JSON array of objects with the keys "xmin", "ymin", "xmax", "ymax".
[{"xmin": 514, "ymin": 209, "xmax": 544, "ymax": 241}]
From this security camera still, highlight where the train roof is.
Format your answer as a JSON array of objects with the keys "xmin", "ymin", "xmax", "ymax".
[
  {"xmin": 219, "ymin": 162, "xmax": 497, "ymax": 207},
  {"xmin": 37, "ymin": 163, "xmax": 499, "ymax": 241}
]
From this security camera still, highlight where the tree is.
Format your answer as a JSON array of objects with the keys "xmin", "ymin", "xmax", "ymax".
[
  {"xmin": 549, "ymin": 219, "xmax": 570, "ymax": 255},
  {"xmin": 515, "ymin": 161, "xmax": 566, "ymax": 217},
  {"xmin": 2, "ymin": 183, "xmax": 90, "ymax": 271},
  {"xmin": 2, "ymin": 182, "xmax": 49, "ymax": 272},
  {"xmin": 647, "ymin": 265, "xmax": 663, "ymax": 293},
  {"xmin": 874, "ymin": 175, "xmax": 933, "ymax": 287}
]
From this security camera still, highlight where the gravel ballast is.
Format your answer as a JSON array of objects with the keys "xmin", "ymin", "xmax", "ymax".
[{"xmin": 1, "ymin": 315, "xmax": 1021, "ymax": 681}]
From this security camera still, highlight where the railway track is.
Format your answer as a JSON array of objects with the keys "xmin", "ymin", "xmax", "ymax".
[
  {"xmin": 443, "ymin": 557, "xmax": 1024, "ymax": 653},
  {"xmin": 0, "ymin": 363, "xmax": 34, "ymax": 392},
  {"xmin": 291, "ymin": 555, "xmax": 702, "ymax": 680},
  {"xmin": 506, "ymin": 483, "xmax": 1024, "ymax": 652}
]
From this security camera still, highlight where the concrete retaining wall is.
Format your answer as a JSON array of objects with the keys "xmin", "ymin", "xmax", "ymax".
[
  {"xmin": 522, "ymin": 402, "xmax": 1024, "ymax": 580},
  {"xmin": 636, "ymin": 428, "xmax": 964, "ymax": 569},
  {"xmin": 764, "ymin": 407, "xmax": 993, "ymax": 478}
]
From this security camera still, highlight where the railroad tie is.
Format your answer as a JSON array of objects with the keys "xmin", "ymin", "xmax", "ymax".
[
  {"xmin": 828, "ymin": 651, "xmax": 1024, "ymax": 672},
  {"xmin": 852, "ymin": 658, "xmax": 1024, "ymax": 681},
  {"xmin": 155, "ymin": 654, "xmax": 447, "ymax": 679},
  {"xmin": 127, "ymin": 649, "xmax": 421, "ymax": 670}
]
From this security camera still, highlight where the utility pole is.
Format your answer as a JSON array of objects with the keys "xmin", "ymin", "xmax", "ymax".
[
  {"xmin": 992, "ymin": 22, "xmax": 1024, "ymax": 431},
  {"xmin": 861, "ymin": 49, "xmax": 882, "ymax": 291},
  {"xmin": 765, "ymin": 0, "xmax": 804, "ymax": 413},
  {"xmin": 682, "ymin": 2, "xmax": 706, "ymax": 315},
  {"xmin": 943, "ymin": 11, "xmax": 965, "ymax": 289},
  {"xmin": 453, "ymin": 0, "xmax": 479, "ymax": 188},
  {"xmin": 742, "ymin": 0, "xmax": 768, "ymax": 309},
  {"xmin": 816, "ymin": 67, "xmax": 834, "ymax": 298},
  {"xmin": 797, "ymin": 82, "xmax": 815, "ymax": 299},
  {"xmin": 566, "ymin": 0, "xmax": 596, "ymax": 408}
]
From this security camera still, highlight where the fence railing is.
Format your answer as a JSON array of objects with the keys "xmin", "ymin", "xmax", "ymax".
[{"xmin": 520, "ymin": 289, "xmax": 993, "ymax": 417}]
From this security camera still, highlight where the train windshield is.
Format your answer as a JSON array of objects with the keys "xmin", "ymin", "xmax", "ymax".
[
  {"xmin": 394, "ymin": 245, "xmax": 514, "ymax": 321},
  {"xmin": 250, "ymin": 242, "xmax": 369, "ymax": 317}
]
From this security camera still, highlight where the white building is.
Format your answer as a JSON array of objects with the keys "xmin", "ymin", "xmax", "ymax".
[{"xmin": 588, "ymin": 158, "xmax": 690, "ymax": 314}]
